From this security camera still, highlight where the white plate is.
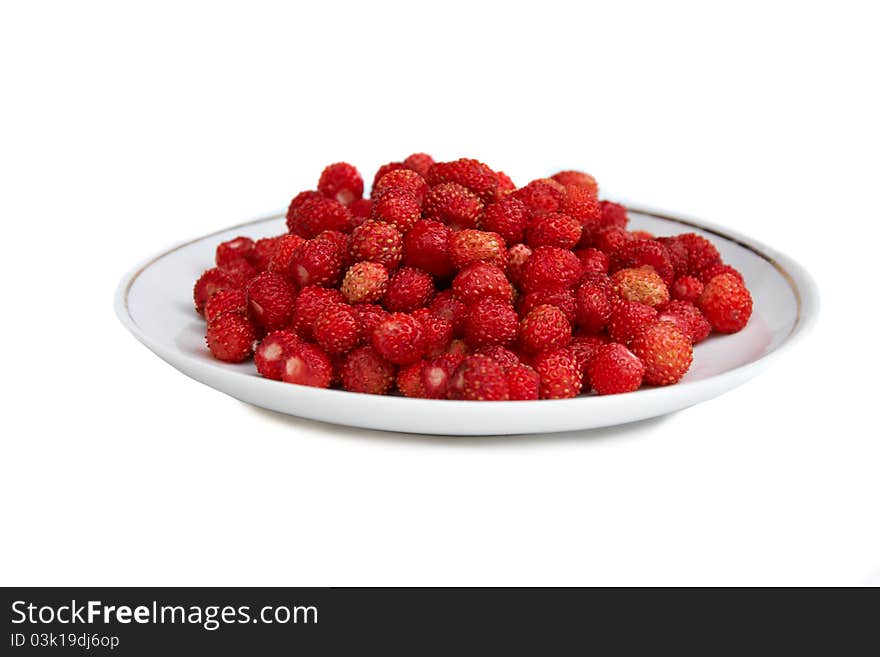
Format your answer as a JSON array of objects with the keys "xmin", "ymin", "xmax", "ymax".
[{"xmin": 115, "ymin": 207, "xmax": 818, "ymax": 435}]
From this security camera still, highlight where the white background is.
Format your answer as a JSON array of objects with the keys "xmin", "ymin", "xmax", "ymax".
[{"xmin": 1, "ymin": 1, "xmax": 878, "ymax": 586}]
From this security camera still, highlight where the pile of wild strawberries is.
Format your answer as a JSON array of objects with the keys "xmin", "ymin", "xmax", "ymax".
[{"xmin": 193, "ymin": 155, "xmax": 753, "ymax": 400}]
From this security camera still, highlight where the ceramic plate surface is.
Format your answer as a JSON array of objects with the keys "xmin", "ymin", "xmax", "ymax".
[{"xmin": 115, "ymin": 207, "xmax": 818, "ymax": 435}]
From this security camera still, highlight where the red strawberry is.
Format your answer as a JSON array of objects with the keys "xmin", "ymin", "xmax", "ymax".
[
  {"xmin": 267, "ymin": 233, "xmax": 307, "ymax": 277},
  {"xmin": 518, "ymin": 288, "xmax": 577, "ymax": 325},
  {"xmin": 610, "ymin": 239, "xmax": 675, "ymax": 285},
  {"xmin": 288, "ymin": 195, "xmax": 353, "ymax": 238},
  {"xmin": 403, "ymin": 220, "xmax": 454, "ymax": 278},
  {"xmin": 474, "ymin": 345, "xmax": 521, "ymax": 369},
  {"xmin": 598, "ymin": 201, "xmax": 628, "ymax": 229},
  {"xmin": 526, "ymin": 211, "xmax": 582, "ymax": 249},
  {"xmin": 253, "ymin": 235, "xmax": 283, "ymax": 271},
  {"xmin": 430, "ymin": 290, "xmax": 468, "ymax": 337},
  {"xmin": 607, "ymin": 299, "xmax": 658, "ymax": 344},
  {"xmin": 698, "ymin": 273, "xmax": 753, "ymax": 333},
  {"xmin": 254, "ymin": 330, "xmax": 301, "ymax": 380},
  {"xmin": 351, "ymin": 303, "xmax": 389, "ymax": 334},
  {"xmin": 373, "ymin": 168, "xmax": 429, "ymax": 203},
  {"xmin": 313, "ymin": 303, "xmax": 363, "ymax": 355},
  {"xmin": 426, "ymin": 158, "xmax": 499, "ymax": 204},
  {"xmin": 506, "ymin": 363, "xmax": 540, "ymax": 400},
  {"xmin": 521, "ymin": 246, "xmax": 581, "ymax": 293},
  {"xmin": 576, "ymin": 247, "xmax": 609, "ymax": 276},
  {"xmin": 281, "ymin": 341, "xmax": 333, "ymax": 388},
  {"xmin": 587, "ymin": 343, "xmax": 644, "ymax": 395},
  {"xmin": 290, "ymin": 237, "xmax": 344, "ymax": 288},
  {"xmin": 534, "ymin": 348, "xmax": 582, "ymax": 399},
  {"xmin": 447, "ymin": 355, "xmax": 510, "ymax": 400},
  {"xmin": 697, "ymin": 263, "xmax": 744, "ymax": 285},
  {"xmin": 348, "ymin": 198, "xmax": 373, "ymax": 225},
  {"xmin": 206, "ymin": 311, "xmax": 257, "ymax": 363},
  {"xmin": 595, "ymin": 226, "xmax": 633, "ymax": 254},
  {"xmin": 285, "ymin": 190, "xmax": 322, "ymax": 230},
  {"xmin": 676, "ymin": 233, "xmax": 722, "ymax": 275},
  {"xmin": 421, "ymin": 353, "xmax": 465, "ymax": 399},
  {"xmin": 382, "ymin": 267, "xmax": 436, "ymax": 312},
  {"xmin": 670, "ymin": 275, "xmax": 704, "ymax": 303},
  {"xmin": 370, "ymin": 162, "xmax": 406, "ymax": 196},
  {"xmin": 341, "ymin": 346, "xmax": 396, "ymax": 394},
  {"xmin": 371, "ymin": 312, "xmax": 426, "ymax": 365},
  {"xmin": 560, "ymin": 186, "xmax": 601, "ymax": 245},
  {"xmin": 657, "ymin": 236, "xmax": 689, "ymax": 277},
  {"xmin": 349, "ymin": 219, "xmax": 403, "ymax": 271},
  {"xmin": 630, "ymin": 322, "xmax": 693, "ymax": 385},
  {"xmin": 494, "ymin": 171, "xmax": 516, "ymax": 196},
  {"xmin": 290, "ymin": 286, "xmax": 345, "ymax": 340},
  {"xmin": 569, "ymin": 334, "xmax": 607, "ymax": 378},
  {"xmin": 402, "ymin": 152, "xmax": 435, "ymax": 179},
  {"xmin": 611, "ymin": 267, "xmax": 670, "ymax": 307},
  {"xmin": 205, "ymin": 288, "xmax": 247, "ymax": 322},
  {"xmin": 519, "ymin": 304, "xmax": 572, "ymax": 354},
  {"xmin": 658, "ymin": 300, "xmax": 712, "ymax": 344},
  {"xmin": 216, "ymin": 236, "xmax": 255, "ymax": 267},
  {"xmin": 513, "ymin": 178, "xmax": 564, "ymax": 214},
  {"xmin": 479, "ymin": 196, "xmax": 529, "ymax": 245},
  {"xmin": 370, "ymin": 187, "xmax": 421, "ymax": 233},
  {"xmin": 551, "ymin": 170, "xmax": 598, "ymax": 196},
  {"xmin": 506, "ymin": 243, "xmax": 533, "ymax": 287},
  {"xmin": 318, "ymin": 162, "xmax": 363, "ymax": 205},
  {"xmin": 412, "ymin": 308, "xmax": 454, "ymax": 356},
  {"xmin": 449, "ymin": 229, "xmax": 507, "ymax": 269},
  {"xmin": 396, "ymin": 360, "xmax": 428, "ymax": 398},
  {"xmin": 341, "ymin": 261, "xmax": 389, "ymax": 304},
  {"xmin": 423, "ymin": 182, "xmax": 485, "ymax": 230},
  {"xmin": 574, "ymin": 280, "xmax": 612, "ymax": 334},
  {"xmin": 464, "ymin": 297, "xmax": 519, "ymax": 348},
  {"xmin": 193, "ymin": 267, "xmax": 240, "ymax": 316},
  {"xmin": 452, "ymin": 262, "xmax": 512, "ymax": 305},
  {"xmin": 246, "ymin": 271, "xmax": 297, "ymax": 331}
]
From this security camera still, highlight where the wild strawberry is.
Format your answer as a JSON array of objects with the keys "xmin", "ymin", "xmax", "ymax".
[
  {"xmin": 403, "ymin": 220, "xmax": 454, "ymax": 278},
  {"xmin": 423, "ymin": 182, "xmax": 484, "ymax": 230},
  {"xmin": 313, "ymin": 303, "xmax": 363, "ymax": 355},
  {"xmin": 464, "ymin": 297, "xmax": 519, "ymax": 348},
  {"xmin": 657, "ymin": 236, "xmax": 689, "ymax": 277},
  {"xmin": 598, "ymin": 200, "xmax": 628, "ymax": 229},
  {"xmin": 698, "ymin": 273, "xmax": 753, "ymax": 333},
  {"xmin": 267, "ymin": 233, "xmax": 307, "ymax": 277},
  {"xmin": 676, "ymin": 233, "xmax": 722, "ymax": 276},
  {"xmin": 426, "ymin": 158, "xmax": 498, "ymax": 204},
  {"xmin": 254, "ymin": 330, "xmax": 301, "ymax": 380},
  {"xmin": 371, "ymin": 162, "xmax": 406, "ymax": 196},
  {"xmin": 595, "ymin": 226, "xmax": 633, "ymax": 254},
  {"xmin": 506, "ymin": 363, "xmax": 540, "ymax": 400},
  {"xmin": 382, "ymin": 267, "xmax": 435, "ymax": 312},
  {"xmin": 397, "ymin": 361, "xmax": 428, "ymax": 398},
  {"xmin": 447, "ymin": 355, "xmax": 510, "ymax": 401},
  {"xmin": 450, "ymin": 229, "xmax": 507, "ymax": 269},
  {"xmin": 341, "ymin": 261, "xmax": 389, "ymax": 303},
  {"xmin": 281, "ymin": 341, "xmax": 333, "ymax": 388},
  {"xmin": 351, "ymin": 303, "xmax": 389, "ymax": 334},
  {"xmin": 518, "ymin": 288, "xmax": 577, "ymax": 325},
  {"xmin": 216, "ymin": 236, "xmax": 255, "ymax": 267},
  {"xmin": 506, "ymin": 243, "xmax": 533, "ymax": 287},
  {"xmin": 430, "ymin": 290, "xmax": 468, "ymax": 336},
  {"xmin": 402, "ymin": 152, "xmax": 435, "ymax": 179},
  {"xmin": 610, "ymin": 239, "xmax": 675, "ymax": 285},
  {"xmin": 612, "ymin": 267, "xmax": 670, "ymax": 307},
  {"xmin": 670, "ymin": 275, "xmax": 704, "ymax": 303},
  {"xmin": 288, "ymin": 195, "xmax": 353, "ymax": 238},
  {"xmin": 317, "ymin": 162, "xmax": 363, "ymax": 205},
  {"xmin": 371, "ymin": 312, "xmax": 426, "ymax": 365},
  {"xmin": 446, "ymin": 339, "xmax": 470, "ymax": 356},
  {"xmin": 474, "ymin": 345, "xmax": 521, "ymax": 369},
  {"xmin": 569, "ymin": 334, "xmax": 607, "ymax": 377},
  {"xmin": 521, "ymin": 246, "xmax": 581, "ymax": 293},
  {"xmin": 421, "ymin": 353, "xmax": 465, "ymax": 398},
  {"xmin": 219, "ymin": 259, "xmax": 258, "ymax": 286},
  {"xmin": 370, "ymin": 187, "xmax": 421, "ymax": 233},
  {"xmin": 194, "ymin": 267, "xmax": 240, "ymax": 316},
  {"xmin": 349, "ymin": 219, "xmax": 403, "ymax": 271},
  {"xmin": 285, "ymin": 190, "xmax": 321, "ymax": 230},
  {"xmin": 607, "ymin": 299, "xmax": 658, "ymax": 344},
  {"xmin": 339, "ymin": 346, "xmax": 394, "ymax": 394},
  {"xmin": 246, "ymin": 271, "xmax": 297, "ymax": 331},
  {"xmin": 205, "ymin": 288, "xmax": 247, "ymax": 322},
  {"xmin": 290, "ymin": 286, "xmax": 345, "ymax": 340},
  {"xmin": 658, "ymin": 300, "xmax": 712, "ymax": 344},
  {"xmin": 697, "ymin": 263, "xmax": 744, "ymax": 285},
  {"xmin": 253, "ymin": 235, "xmax": 283, "ymax": 271},
  {"xmin": 519, "ymin": 304, "xmax": 572, "ymax": 354},
  {"xmin": 534, "ymin": 348, "xmax": 582, "ymax": 399},
  {"xmin": 630, "ymin": 322, "xmax": 693, "ymax": 385},
  {"xmin": 314, "ymin": 229, "xmax": 351, "ymax": 270},
  {"xmin": 452, "ymin": 262, "xmax": 512, "ymax": 305},
  {"xmin": 551, "ymin": 170, "xmax": 598, "ymax": 196},
  {"xmin": 587, "ymin": 343, "xmax": 644, "ymax": 395},
  {"xmin": 630, "ymin": 230, "xmax": 654, "ymax": 241},
  {"xmin": 513, "ymin": 178, "xmax": 564, "ymax": 214},
  {"xmin": 479, "ymin": 196, "xmax": 529, "ymax": 245},
  {"xmin": 412, "ymin": 308, "xmax": 453, "ymax": 356},
  {"xmin": 290, "ymin": 237, "xmax": 344, "ymax": 288},
  {"xmin": 560, "ymin": 186, "xmax": 601, "ymax": 245},
  {"xmin": 576, "ymin": 247, "xmax": 609, "ymax": 276},
  {"xmin": 526, "ymin": 212, "xmax": 582, "ymax": 249},
  {"xmin": 205, "ymin": 311, "xmax": 257, "ymax": 363},
  {"xmin": 574, "ymin": 281, "xmax": 612, "ymax": 334},
  {"xmin": 348, "ymin": 198, "xmax": 373, "ymax": 225},
  {"xmin": 495, "ymin": 171, "xmax": 516, "ymax": 196},
  {"xmin": 373, "ymin": 168, "xmax": 429, "ymax": 203}
]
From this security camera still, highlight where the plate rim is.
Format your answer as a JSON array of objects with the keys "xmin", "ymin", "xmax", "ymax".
[{"xmin": 114, "ymin": 205, "xmax": 819, "ymax": 410}]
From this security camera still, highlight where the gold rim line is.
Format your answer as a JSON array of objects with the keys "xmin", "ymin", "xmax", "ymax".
[{"xmin": 123, "ymin": 209, "xmax": 804, "ymax": 335}]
